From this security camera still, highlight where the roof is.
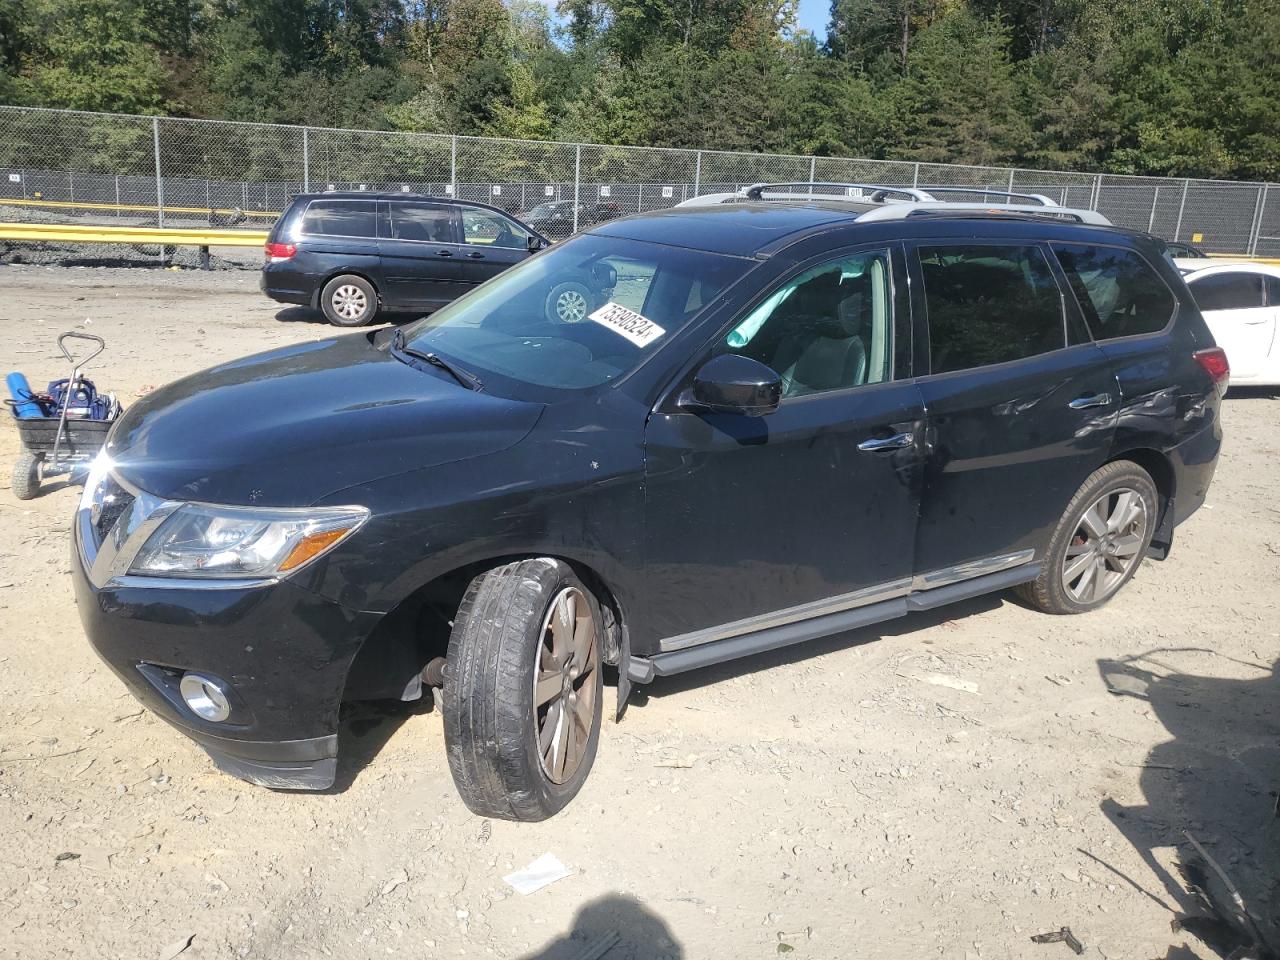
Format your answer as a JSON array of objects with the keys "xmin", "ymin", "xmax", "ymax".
[{"xmin": 588, "ymin": 202, "xmax": 863, "ymax": 257}]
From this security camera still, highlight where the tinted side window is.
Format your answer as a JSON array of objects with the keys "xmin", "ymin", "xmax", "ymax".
[
  {"xmin": 1054, "ymin": 244, "xmax": 1176, "ymax": 338},
  {"xmin": 721, "ymin": 250, "xmax": 893, "ymax": 398},
  {"xmin": 919, "ymin": 245, "xmax": 1064, "ymax": 374},
  {"xmin": 1189, "ymin": 272, "xmax": 1265, "ymax": 312},
  {"xmin": 387, "ymin": 202, "xmax": 456, "ymax": 243},
  {"xmin": 1266, "ymin": 275, "xmax": 1280, "ymax": 307},
  {"xmin": 461, "ymin": 208, "xmax": 528, "ymax": 249},
  {"xmin": 301, "ymin": 200, "xmax": 377, "ymax": 238}
]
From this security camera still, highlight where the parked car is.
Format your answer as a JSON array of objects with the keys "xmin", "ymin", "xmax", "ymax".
[
  {"xmin": 1164, "ymin": 240, "xmax": 1209, "ymax": 258},
  {"xmin": 1175, "ymin": 258, "xmax": 1280, "ymax": 386},
  {"xmin": 521, "ymin": 199, "xmax": 621, "ymax": 239},
  {"xmin": 76, "ymin": 184, "xmax": 1225, "ymax": 821},
  {"xmin": 260, "ymin": 193, "xmax": 549, "ymax": 326}
]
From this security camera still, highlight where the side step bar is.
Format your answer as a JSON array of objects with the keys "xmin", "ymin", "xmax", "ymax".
[{"xmin": 627, "ymin": 562, "xmax": 1040, "ymax": 683}]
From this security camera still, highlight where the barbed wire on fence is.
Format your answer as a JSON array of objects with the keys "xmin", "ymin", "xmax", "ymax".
[{"xmin": 0, "ymin": 104, "xmax": 1275, "ymax": 258}]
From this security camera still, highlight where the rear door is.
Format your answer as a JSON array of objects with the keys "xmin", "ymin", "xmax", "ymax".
[
  {"xmin": 1186, "ymin": 271, "xmax": 1273, "ymax": 379},
  {"xmin": 377, "ymin": 200, "xmax": 468, "ymax": 309},
  {"xmin": 457, "ymin": 207, "xmax": 534, "ymax": 286},
  {"xmin": 909, "ymin": 241, "xmax": 1117, "ymax": 579}
]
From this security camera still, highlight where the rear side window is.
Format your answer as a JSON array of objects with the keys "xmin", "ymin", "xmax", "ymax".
[
  {"xmin": 301, "ymin": 200, "xmax": 377, "ymax": 238},
  {"xmin": 1267, "ymin": 276, "xmax": 1280, "ymax": 307},
  {"xmin": 1189, "ymin": 272, "xmax": 1265, "ymax": 311},
  {"xmin": 1053, "ymin": 244, "xmax": 1176, "ymax": 338},
  {"xmin": 387, "ymin": 202, "xmax": 456, "ymax": 243},
  {"xmin": 918, "ymin": 244, "xmax": 1065, "ymax": 375}
]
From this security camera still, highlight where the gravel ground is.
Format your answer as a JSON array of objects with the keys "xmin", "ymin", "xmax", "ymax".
[{"xmin": 0, "ymin": 264, "xmax": 1276, "ymax": 960}]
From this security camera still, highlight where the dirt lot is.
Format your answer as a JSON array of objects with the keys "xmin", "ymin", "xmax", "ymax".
[{"xmin": 0, "ymin": 264, "xmax": 1276, "ymax": 960}]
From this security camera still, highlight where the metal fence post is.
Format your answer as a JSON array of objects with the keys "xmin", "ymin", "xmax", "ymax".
[
  {"xmin": 152, "ymin": 117, "xmax": 165, "ymax": 263},
  {"xmin": 912, "ymin": 163, "xmax": 920, "ymax": 188},
  {"xmin": 302, "ymin": 127, "xmax": 310, "ymax": 192},
  {"xmin": 693, "ymin": 151, "xmax": 701, "ymax": 196},
  {"xmin": 1089, "ymin": 174, "xmax": 1102, "ymax": 211},
  {"xmin": 1252, "ymin": 185, "xmax": 1269, "ymax": 256},
  {"xmin": 1174, "ymin": 179, "xmax": 1190, "ymax": 241},
  {"xmin": 114, "ymin": 176, "xmax": 120, "ymax": 215},
  {"xmin": 450, "ymin": 136, "xmax": 457, "ymax": 198},
  {"xmin": 1247, "ymin": 185, "xmax": 1265, "ymax": 256},
  {"xmin": 1007, "ymin": 168, "xmax": 1016, "ymax": 195},
  {"xmin": 573, "ymin": 144, "xmax": 582, "ymax": 232},
  {"xmin": 1147, "ymin": 186, "xmax": 1160, "ymax": 233},
  {"xmin": 809, "ymin": 156, "xmax": 816, "ymax": 186}
]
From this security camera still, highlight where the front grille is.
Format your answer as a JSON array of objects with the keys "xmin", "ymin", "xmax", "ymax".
[{"xmin": 93, "ymin": 475, "xmax": 135, "ymax": 547}]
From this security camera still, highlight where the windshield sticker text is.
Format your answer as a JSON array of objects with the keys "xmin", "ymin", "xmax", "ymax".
[{"xmin": 588, "ymin": 302, "xmax": 665, "ymax": 348}]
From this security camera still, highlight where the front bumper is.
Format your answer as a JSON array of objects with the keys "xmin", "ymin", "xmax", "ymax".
[{"xmin": 72, "ymin": 478, "xmax": 380, "ymax": 790}]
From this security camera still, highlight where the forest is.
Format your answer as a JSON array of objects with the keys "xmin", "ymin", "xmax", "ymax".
[{"xmin": 0, "ymin": 0, "xmax": 1275, "ymax": 181}]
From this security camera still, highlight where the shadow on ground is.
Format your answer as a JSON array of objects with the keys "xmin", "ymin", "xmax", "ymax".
[
  {"xmin": 325, "ymin": 694, "xmax": 435, "ymax": 792},
  {"xmin": 520, "ymin": 894, "xmax": 682, "ymax": 960},
  {"xmin": 1097, "ymin": 650, "xmax": 1279, "ymax": 959}
]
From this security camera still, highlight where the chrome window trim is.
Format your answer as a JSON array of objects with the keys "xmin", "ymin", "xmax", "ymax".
[{"xmin": 657, "ymin": 549, "xmax": 1036, "ymax": 653}]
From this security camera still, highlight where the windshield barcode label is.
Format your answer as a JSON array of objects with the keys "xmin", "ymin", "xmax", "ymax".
[{"xmin": 588, "ymin": 302, "xmax": 665, "ymax": 347}]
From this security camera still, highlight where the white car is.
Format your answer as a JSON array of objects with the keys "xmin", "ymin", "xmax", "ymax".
[{"xmin": 1175, "ymin": 259, "xmax": 1280, "ymax": 387}]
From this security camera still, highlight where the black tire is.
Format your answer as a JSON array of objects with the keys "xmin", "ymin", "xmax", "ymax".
[
  {"xmin": 443, "ymin": 558, "xmax": 605, "ymax": 821},
  {"xmin": 1018, "ymin": 460, "xmax": 1158, "ymax": 615},
  {"xmin": 11, "ymin": 452, "xmax": 41, "ymax": 500},
  {"xmin": 320, "ymin": 274, "xmax": 378, "ymax": 327},
  {"xmin": 544, "ymin": 280, "xmax": 593, "ymax": 324}
]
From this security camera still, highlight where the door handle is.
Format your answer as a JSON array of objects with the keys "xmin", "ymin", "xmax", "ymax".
[
  {"xmin": 1068, "ymin": 393, "xmax": 1111, "ymax": 410},
  {"xmin": 467, "ymin": 252, "xmax": 485, "ymax": 259},
  {"xmin": 857, "ymin": 432, "xmax": 914, "ymax": 453},
  {"xmin": 436, "ymin": 249, "xmax": 453, "ymax": 257}
]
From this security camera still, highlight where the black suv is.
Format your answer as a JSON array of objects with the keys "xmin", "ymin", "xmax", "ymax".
[
  {"xmin": 260, "ymin": 193, "xmax": 548, "ymax": 326},
  {"xmin": 76, "ymin": 186, "xmax": 1226, "ymax": 821}
]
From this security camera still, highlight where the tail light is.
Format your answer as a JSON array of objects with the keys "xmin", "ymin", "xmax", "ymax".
[
  {"xmin": 1193, "ymin": 347, "xmax": 1229, "ymax": 394},
  {"xmin": 265, "ymin": 241, "xmax": 296, "ymax": 261}
]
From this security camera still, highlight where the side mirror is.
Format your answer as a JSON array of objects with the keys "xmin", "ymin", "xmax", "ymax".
[
  {"xmin": 526, "ymin": 234, "xmax": 545, "ymax": 253},
  {"xmin": 683, "ymin": 354, "xmax": 782, "ymax": 417}
]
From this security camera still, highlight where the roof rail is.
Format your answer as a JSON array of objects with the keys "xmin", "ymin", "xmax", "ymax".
[
  {"xmin": 916, "ymin": 186, "xmax": 1057, "ymax": 206},
  {"xmin": 856, "ymin": 201, "xmax": 1112, "ymax": 226},
  {"xmin": 742, "ymin": 182, "xmax": 933, "ymax": 203}
]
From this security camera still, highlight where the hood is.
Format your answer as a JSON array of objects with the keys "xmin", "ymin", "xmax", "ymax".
[{"xmin": 107, "ymin": 333, "xmax": 543, "ymax": 506}]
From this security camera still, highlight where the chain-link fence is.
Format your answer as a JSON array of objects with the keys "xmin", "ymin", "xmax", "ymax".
[{"xmin": 1, "ymin": 104, "xmax": 1276, "ymax": 267}]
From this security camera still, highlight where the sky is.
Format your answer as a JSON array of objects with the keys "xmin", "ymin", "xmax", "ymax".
[{"xmin": 794, "ymin": 0, "xmax": 829, "ymax": 37}]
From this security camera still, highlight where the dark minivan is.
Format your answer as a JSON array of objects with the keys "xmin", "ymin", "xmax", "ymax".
[
  {"xmin": 78, "ymin": 186, "xmax": 1226, "ymax": 821},
  {"xmin": 261, "ymin": 192, "xmax": 548, "ymax": 326}
]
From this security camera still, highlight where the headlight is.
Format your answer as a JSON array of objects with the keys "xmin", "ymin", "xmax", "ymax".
[{"xmin": 128, "ymin": 503, "xmax": 369, "ymax": 580}]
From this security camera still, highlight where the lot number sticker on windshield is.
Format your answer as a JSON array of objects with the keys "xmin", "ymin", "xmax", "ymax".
[{"xmin": 589, "ymin": 302, "xmax": 666, "ymax": 347}]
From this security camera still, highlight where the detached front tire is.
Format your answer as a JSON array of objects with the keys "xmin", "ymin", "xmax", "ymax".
[
  {"xmin": 1019, "ymin": 460, "xmax": 1158, "ymax": 614},
  {"xmin": 443, "ymin": 558, "xmax": 604, "ymax": 821}
]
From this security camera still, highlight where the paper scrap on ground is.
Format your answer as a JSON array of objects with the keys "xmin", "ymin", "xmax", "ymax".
[
  {"xmin": 503, "ymin": 853, "xmax": 573, "ymax": 895},
  {"xmin": 908, "ymin": 672, "xmax": 979, "ymax": 694}
]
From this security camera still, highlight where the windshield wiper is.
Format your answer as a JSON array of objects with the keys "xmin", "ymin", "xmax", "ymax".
[{"xmin": 391, "ymin": 329, "xmax": 483, "ymax": 391}]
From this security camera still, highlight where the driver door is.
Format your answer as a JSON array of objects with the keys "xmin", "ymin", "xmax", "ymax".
[{"xmin": 642, "ymin": 245, "xmax": 926, "ymax": 649}]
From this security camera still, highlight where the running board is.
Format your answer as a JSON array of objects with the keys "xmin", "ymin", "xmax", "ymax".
[{"xmin": 627, "ymin": 562, "xmax": 1040, "ymax": 683}]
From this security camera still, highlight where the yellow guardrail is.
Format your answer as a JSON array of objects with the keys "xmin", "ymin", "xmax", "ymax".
[
  {"xmin": 0, "ymin": 196, "xmax": 280, "ymax": 218},
  {"xmin": 1206, "ymin": 253, "xmax": 1280, "ymax": 266},
  {"xmin": 0, "ymin": 221, "xmax": 269, "ymax": 248}
]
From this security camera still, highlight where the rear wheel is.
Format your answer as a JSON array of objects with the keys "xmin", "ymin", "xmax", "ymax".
[
  {"xmin": 544, "ymin": 280, "xmax": 592, "ymax": 324},
  {"xmin": 1019, "ymin": 460, "xmax": 1157, "ymax": 614},
  {"xmin": 443, "ymin": 558, "xmax": 603, "ymax": 821},
  {"xmin": 320, "ymin": 274, "xmax": 378, "ymax": 326},
  {"xmin": 11, "ymin": 452, "xmax": 41, "ymax": 500}
]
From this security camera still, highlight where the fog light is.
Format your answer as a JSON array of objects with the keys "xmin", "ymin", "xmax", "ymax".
[{"xmin": 179, "ymin": 673, "xmax": 231, "ymax": 722}]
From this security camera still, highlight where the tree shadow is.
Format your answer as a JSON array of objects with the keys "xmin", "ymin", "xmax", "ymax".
[
  {"xmin": 1095, "ymin": 650, "xmax": 1279, "ymax": 958},
  {"xmin": 520, "ymin": 893, "xmax": 683, "ymax": 960}
]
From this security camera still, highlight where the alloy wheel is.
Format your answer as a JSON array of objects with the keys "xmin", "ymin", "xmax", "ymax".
[
  {"xmin": 556, "ymin": 289, "xmax": 588, "ymax": 323},
  {"xmin": 1061, "ymin": 487, "xmax": 1148, "ymax": 604},
  {"xmin": 332, "ymin": 284, "xmax": 368, "ymax": 321},
  {"xmin": 533, "ymin": 586, "xmax": 598, "ymax": 784}
]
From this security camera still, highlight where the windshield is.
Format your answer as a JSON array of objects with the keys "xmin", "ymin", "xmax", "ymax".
[{"xmin": 399, "ymin": 234, "xmax": 751, "ymax": 399}]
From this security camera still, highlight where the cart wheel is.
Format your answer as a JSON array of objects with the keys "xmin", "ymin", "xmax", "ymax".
[{"xmin": 12, "ymin": 452, "xmax": 41, "ymax": 500}]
